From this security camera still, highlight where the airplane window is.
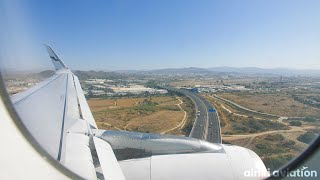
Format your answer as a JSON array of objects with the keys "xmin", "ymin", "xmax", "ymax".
[{"xmin": 1, "ymin": 0, "xmax": 319, "ymax": 179}]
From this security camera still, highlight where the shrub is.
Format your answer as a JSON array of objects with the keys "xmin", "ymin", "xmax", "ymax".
[
  {"xmin": 304, "ymin": 117, "xmax": 317, "ymax": 122},
  {"xmin": 289, "ymin": 121, "xmax": 302, "ymax": 126},
  {"xmin": 255, "ymin": 143, "xmax": 267, "ymax": 149},
  {"xmin": 283, "ymin": 140, "xmax": 296, "ymax": 148},
  {"xmin": 297, "ymin": 132, "xmax": 317, "ymax": 144},
  {"xmin": 265, "ymin": 134, "xmax": 285, "ymax": 141},
  {"xmin": 223, "ymin": 131, "xmax": 234, "ymax": 135},
  {"xmin": 263, "ymin": 154, "xmax": 294, "ymax": 171}
]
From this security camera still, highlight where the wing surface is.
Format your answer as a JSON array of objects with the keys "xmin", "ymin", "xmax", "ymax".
[{"xmin": 10, "ymin": 45, "xmax": 117, "ymax": 179}]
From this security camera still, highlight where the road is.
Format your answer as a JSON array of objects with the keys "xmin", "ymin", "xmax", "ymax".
[
  {"xmin": 161, "ymin": 87, "xmax": 221, "ymax": 143},
  {"xmin": 198, "ymin": 96, "xmax": 222, "ymax": 143}
]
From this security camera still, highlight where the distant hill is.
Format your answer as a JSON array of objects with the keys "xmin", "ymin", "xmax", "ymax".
[
  {"xmin": 32, "ymin": 66, "xmax": 320, "ymax": 79},
  {"xmin": 121, "ymin": 66, "xmax": 320, "ymax": 76},
  {"xmin": 207, "ymin": 66, "xmax": 320, "ymax": 76},
  {"xmin": 122, "ymin": 67, "xmax": 215, "ymax": 75},
  {"xmin": 149, "ymin": 67, "xmax": 212, "ymax": 74},
  {"xmin": 208, "ymin": 67, "xmax": 267, "ymax": 74},
  {"xmin": 38, "ymin": 70, "xmax": 55, "ymax": 78},
  {"xmin": 73, "ymin": 70, "xmax": 130, "ymax": 80},
  {"xmin": 114, "ymin": 70, "xmax": 142, "ymax": 74}
]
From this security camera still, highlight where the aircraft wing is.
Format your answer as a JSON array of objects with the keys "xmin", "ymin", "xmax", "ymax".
[
  {"xmin": 11, "ymin": 45, "xmax": 124, "ymax": 180},
  {"xmin": 9, "ymin": 45, "xmax": 267, "ymax": 180}
]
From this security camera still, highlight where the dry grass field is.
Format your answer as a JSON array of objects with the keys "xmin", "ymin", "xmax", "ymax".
[
  {"xmin": 125, "ymin": 110, "xmax": 184, "ymax": 133},
  {"xmin": 88, "ymin": 95, "xmax": 188, "ymax": 135},
  {"xmin": 223, "ymin": 129, "xmax": 310, "ymax": 171},
  {"xmin": 248, "ymin": 132, "xmax": 307, "ymax": 171},
  {"xmin": 88, "ymin": 99, "xmax": 116, "ymax": 112},
  {"xmin": 220, "ymin": 93, "xmax": 320, "ymax": 117},
  {"xmin": 204, "ymin": 95, "xmax": 289, "ymax": 135},
  {"xmin": 210, "ymin": 92, "xmax": 319, "ymax": 170}
]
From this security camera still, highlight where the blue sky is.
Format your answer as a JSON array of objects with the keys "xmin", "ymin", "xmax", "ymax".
[{"xmin": 1, "ymin": 0, "xmax": 320, "ymax": 71}]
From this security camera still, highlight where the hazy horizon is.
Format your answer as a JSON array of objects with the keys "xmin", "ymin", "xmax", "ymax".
[
  {"xmin": 4, "ymin": 65, "xmax": 320, "ymax": 75},
  {"xmin": 1, "ymin": 0, "xmax": 320, "ymax": 71}
]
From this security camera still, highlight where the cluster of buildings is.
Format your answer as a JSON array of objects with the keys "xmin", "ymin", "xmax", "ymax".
[
  {"xmin": 5, "ymin": 79, "xmax": 39, "ymax": 95},
  {"xmin": 182, "ymin": 84, "xmax": 250, "ymax": 93},
  {"xmin": 112, "ymin": 85, "xmax": 167, "ymax": 95},
  {"xmin": 83, "ymin": 79, "xmax": 168, "ymax": 96}
]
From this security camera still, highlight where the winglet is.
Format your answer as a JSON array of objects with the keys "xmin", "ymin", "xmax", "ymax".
[{"xmin": 44, "ymin": 44, "xmax": 68, "ymax": 71}]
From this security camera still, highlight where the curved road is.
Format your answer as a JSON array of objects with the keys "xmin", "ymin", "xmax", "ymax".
[{"xmin": 162, "ymin": 87, "xmax": 221, "ymax": 143}]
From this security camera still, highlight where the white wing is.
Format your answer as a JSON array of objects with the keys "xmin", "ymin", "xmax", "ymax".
[{"xmin": 11, "ymin": 45, "xmax": 124, "ymax": 180}]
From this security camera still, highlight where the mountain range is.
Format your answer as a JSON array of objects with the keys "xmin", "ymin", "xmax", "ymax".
[{"xmin": 113, "ymin": 66, "xmax": 320, "ymax": 76}]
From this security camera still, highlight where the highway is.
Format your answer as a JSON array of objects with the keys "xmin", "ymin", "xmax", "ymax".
[
  {"xmin": 198, "ymin": 96, "xmax": 221, "ymax": 143},
  {"xmin": 162, "ymin": 87, "xmax": 221, "ymax": 143}
]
